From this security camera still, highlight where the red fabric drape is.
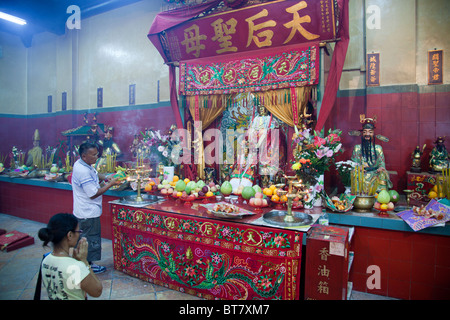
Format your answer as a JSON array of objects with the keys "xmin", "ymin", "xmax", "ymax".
[
  {"xmin": 147, "ymin": 0, "xmax": 222, "ymax": 63},
  {"xmin": 169, "ymin": 64, "xmax": 183, "ymax": 129},
  {"xmin": 147, "ymin": 0, "xmax": 222, "ymax": 129},
  {"xmin": 315, "ymin": 0, "xmax": 350, "ymax": 131}
]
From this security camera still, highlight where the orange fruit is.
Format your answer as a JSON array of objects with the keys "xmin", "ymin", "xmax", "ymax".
[
  {"xmin": 149, "ymin": 181, "xmax": 155, "ymax": 186},
  {"xmin": 173, "ymin": 175, "xmax": 179, "ymax": 182},
  {"xmin": 270, "ymin": 185, "xmax": 276, "ymax": 191},
  {"xmin": 271, "ymin": 194, "xmax": 280, "ymax": 202},
  {"xmin": 184, "ymin": 178, "xmax": 190, "ymax": 184},
  {"xmin": 280, "ymin": 195, "xmax": 287, "ymax": 202},
  {"xmin": 144, "ymin": 184, "xmax": 152, "ymax": 192},
  {"xmin": 263, "ymin": 188, "xmax": 272, "ymax": 196},
  {"xmin": 428, "ymin": 191, "xmax": 437, "ymax": 199}
]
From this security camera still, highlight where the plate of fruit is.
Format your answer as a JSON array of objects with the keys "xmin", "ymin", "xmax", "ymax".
[{"xmin": 374, "ymin": 189, "xmax": 397, "ymax": 215}]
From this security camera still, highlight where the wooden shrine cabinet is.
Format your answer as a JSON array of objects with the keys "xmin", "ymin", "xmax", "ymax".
[{"xmin": 304, "ymin": 224, "xmax": 354, "ymax": 300}]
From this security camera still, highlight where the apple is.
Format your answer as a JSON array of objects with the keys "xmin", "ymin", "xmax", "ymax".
[
  {"xmin": 387, "ymin": 202, "xmax": 395, "ymax": 210},
  {"xmin": 158, "ymin": 184, "xmax": 164, "ymax": 190},
  {"xmin": 374, "ymin": 202, "xmax": 381, "ymax": 210},
  {"xmin": 262, "ymin": 199, "xmax": 268, "ymax": 206},
  {"xmin": 255, "ymin": 192, "xmax": 263, "ymax": 199},
  {"xmin": 161, "ymin": 189, "xmax": 167, "ymax": 195},
  {"xmin": 167, "ymin": 188, "xmax": 174, "ymax": 194},
  {"xmin": 249, "ymin": 198, "xmax": 255, "ymax": 206},
  {"xmin": 254, "ymin": 198, "xmax": 262, "ymax": 206}
]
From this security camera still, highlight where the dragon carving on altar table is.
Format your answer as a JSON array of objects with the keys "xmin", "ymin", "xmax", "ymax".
[{"xmin": 119, "ymin": 234, "xmax": 286, "ymax": 300}]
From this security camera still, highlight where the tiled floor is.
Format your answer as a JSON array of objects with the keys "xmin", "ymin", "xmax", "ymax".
[{"xmin": 0, "ymin": 213, "xmax": 396, "ymax": 300}]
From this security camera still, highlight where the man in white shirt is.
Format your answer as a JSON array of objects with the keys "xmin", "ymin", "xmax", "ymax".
[{"xmin": 72, "ymin": 142, "xmax": 120, "ymax": 273}]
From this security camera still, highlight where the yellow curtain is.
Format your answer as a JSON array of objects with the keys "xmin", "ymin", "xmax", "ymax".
[
  {"xmin": 187, "ymin": 94, "xmax": 227, "ymax": 179},
  {"xmin": 257, "ymin": 86, "xmax": 312, "ymax": 128}
]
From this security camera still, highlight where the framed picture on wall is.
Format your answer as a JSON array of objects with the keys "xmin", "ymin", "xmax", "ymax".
[
  {"xmin": 428, "ymin": 49, "xmax": 443, "ymax": 85},
  {"xmin": 129, "ymin": 84, "xmax": 135, "ymax": 105},
  {"xmin": 97, "ymin": 87, "xmax": 103, "ymax": 108},
  {"xmin": 47, "ymin": 95, "xmax": 52, "ymax": 113},
  {"xmin": 62, "ymin": 92, "xmax": 67, "ymax": 111}
]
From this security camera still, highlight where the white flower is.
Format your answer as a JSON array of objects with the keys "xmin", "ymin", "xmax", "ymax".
[
  {"xmin": 157, "ymin": 146, "xmax": 164, "ymax": 152},
  {"xmin": 162, "ymin": 150, "xmax": 168, "ymax": 157}
]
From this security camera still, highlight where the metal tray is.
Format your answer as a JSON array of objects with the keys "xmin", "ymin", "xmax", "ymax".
[
  {"xmin": 263, "ymin": 210, "xmax": 313, "ymax": 227},
  {"xmin": 119, "ymin": 194, "xmax": 161, "ymax": 205}
]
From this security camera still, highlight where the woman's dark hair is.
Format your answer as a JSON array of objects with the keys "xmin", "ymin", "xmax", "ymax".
[{"xmin": 38, "ymin": 213, "xmax": 78, "ymax": 247}]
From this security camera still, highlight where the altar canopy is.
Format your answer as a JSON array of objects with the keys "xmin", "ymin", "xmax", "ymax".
[
  {"xmin": 148, "ymin": 0, "xmax": 349, "ymax": 131},
  {"xmin": 147, "ymin": 0, "xmax": 349, "ymax": 177}
]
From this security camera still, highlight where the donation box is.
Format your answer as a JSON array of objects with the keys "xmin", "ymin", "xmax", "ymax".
[{"xmin": 304, "ymin": 224, "xmax": 352, "ymax": 300}]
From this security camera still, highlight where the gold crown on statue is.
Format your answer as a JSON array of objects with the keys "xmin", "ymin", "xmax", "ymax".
[
  {"xmin": 33, "ymin": 129, "xmax": 40, "ymax": 141},
  {"xmin": 348, "ymin": 114, "xmax": 389, "ymax": 142}
]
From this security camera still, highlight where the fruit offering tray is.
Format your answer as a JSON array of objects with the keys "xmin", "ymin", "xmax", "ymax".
[
  {"xmin": 396, "ymin": 199, "xmax": 450, "ymax": 231},
  {"xmin": 322, "ymin": 193, "xmax": 356, "ymax": 213},
  {"xmin": 200, "ymin": 202, "xmax": 256, "ymax": 219}
]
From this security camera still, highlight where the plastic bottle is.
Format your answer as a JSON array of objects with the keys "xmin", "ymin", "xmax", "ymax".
[{"xmin": 319, "ymin": 209, "xmax": 329, "ymax": 225}]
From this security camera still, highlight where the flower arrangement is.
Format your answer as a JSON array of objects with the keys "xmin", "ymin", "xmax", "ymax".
[
  {"xmin": 291, "ymin": 127, "xmax": 343, "ymax": 185},
  {"xmin": 335, "ymin": 160, "xmax": 357, "ymax": 187},
  {"xmin": 140, "ymin": 125, "xmax": 178, "ymax": 166}
]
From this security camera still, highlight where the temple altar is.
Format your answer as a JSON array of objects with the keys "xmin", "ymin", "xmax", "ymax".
[{"xmin": 109, "ymin": 198, "xmax": 320, "ymax": 300}]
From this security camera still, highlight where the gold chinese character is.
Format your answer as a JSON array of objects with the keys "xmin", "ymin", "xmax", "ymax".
[
  {"xmin": 211, "ymin": 18, "xmax": 238, "ymax": 54},
  {"xmin": 318, "ymin": 265, "xmax": 330, "ymax": 278},
  {"xmin": 432, "ymin": 53, "xmax": 440, "ymax": 61},
  {"xmin": 283, "ymin": 1, "xmax": 320, "ymax": 44},
  {"xmin": 246, "ymin": 231, "xmax": 258, "ymax": 244},
  {"xmin": 433, "ymin": 74, "xmax": 440, "ymax": 81},
  {"xmin": 277, "ymin": 61, "xmax": 288, "ymax": 74},
  {"xmin": 319, "ymin": 247, "xmax": 330, "ymax": 261},
  {"xmin": 181, "ymin": 24, "xmax": 207, "ymax": 58},
  {"xmin": 249, "ymin": 65, "xmax": 261, "ymax": 80},
  {"xmin": 245, "ymin": 9, "xmax": 276, "ymax": 48},
  {"xmin": 370, "ymin": 76, "xmax": 377, "ymax": 83},
  {"xmin": 317, "ymin": 281, "xmax": 329, "ymax": 295},
  {"xmin": 369, "ymin": 56, "xmax": 377, "ymax": 63}
]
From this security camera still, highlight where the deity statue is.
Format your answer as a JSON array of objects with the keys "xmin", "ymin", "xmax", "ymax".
[
  {"xmin": 26, "ymin": 129, "xmax": 43, "ymax": 168},
  {"xmin": 349, "ymin": 115, "xmax": 392, "ymax": 191},
  {"xmin": 429, "ymin": 136, "xmax": 449, "ymax": 173},
  {"xmin": 229, "ymin": 140, "xmax": 256, "ymax": 193},
  {"xmin": 96, "ymin": 126, "xmax": 122, "ymax": 171},
  {"xmin": 249, "ymin": 104, "xmax": 279, "ymax": 149},
  {"xmin": 249, "ymin": 104, "xmax": 281, "ymax": 187},
  {"xmin": 411, "ymin": 144, "xmax": 426, "ymax": 173}
]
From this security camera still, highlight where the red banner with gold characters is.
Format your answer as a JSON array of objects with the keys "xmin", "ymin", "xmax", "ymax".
[
  {"xmin": 161, "ymin": 0, "xmax": 336, "ymax": 62},
  {"xmin": 179, "ymin": 42, "xmax": 319, "ymax": 95}
]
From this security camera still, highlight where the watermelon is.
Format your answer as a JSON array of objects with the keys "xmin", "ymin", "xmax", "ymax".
[{"xmin": 388, "ymin": 190, "xmax": 400, "ymax": 203}]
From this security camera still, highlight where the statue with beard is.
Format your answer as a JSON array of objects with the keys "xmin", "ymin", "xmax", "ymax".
[
  {"xmin": 429, "ymin": 136, "xmax": 449, "ymax": 172},
  {"xmin": 349, "ymin": 115, "xmax": 393, "ymax": 191}
]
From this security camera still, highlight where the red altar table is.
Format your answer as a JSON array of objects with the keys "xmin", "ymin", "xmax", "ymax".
[{"xmin": 110, "ymin": 199, "xmax": 307, "ymax": 300}]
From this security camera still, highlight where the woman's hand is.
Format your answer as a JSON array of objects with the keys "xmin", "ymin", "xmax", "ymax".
[{"xmin": 73, "ymin": 237, "xmax": 89, "ymax": 265}]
